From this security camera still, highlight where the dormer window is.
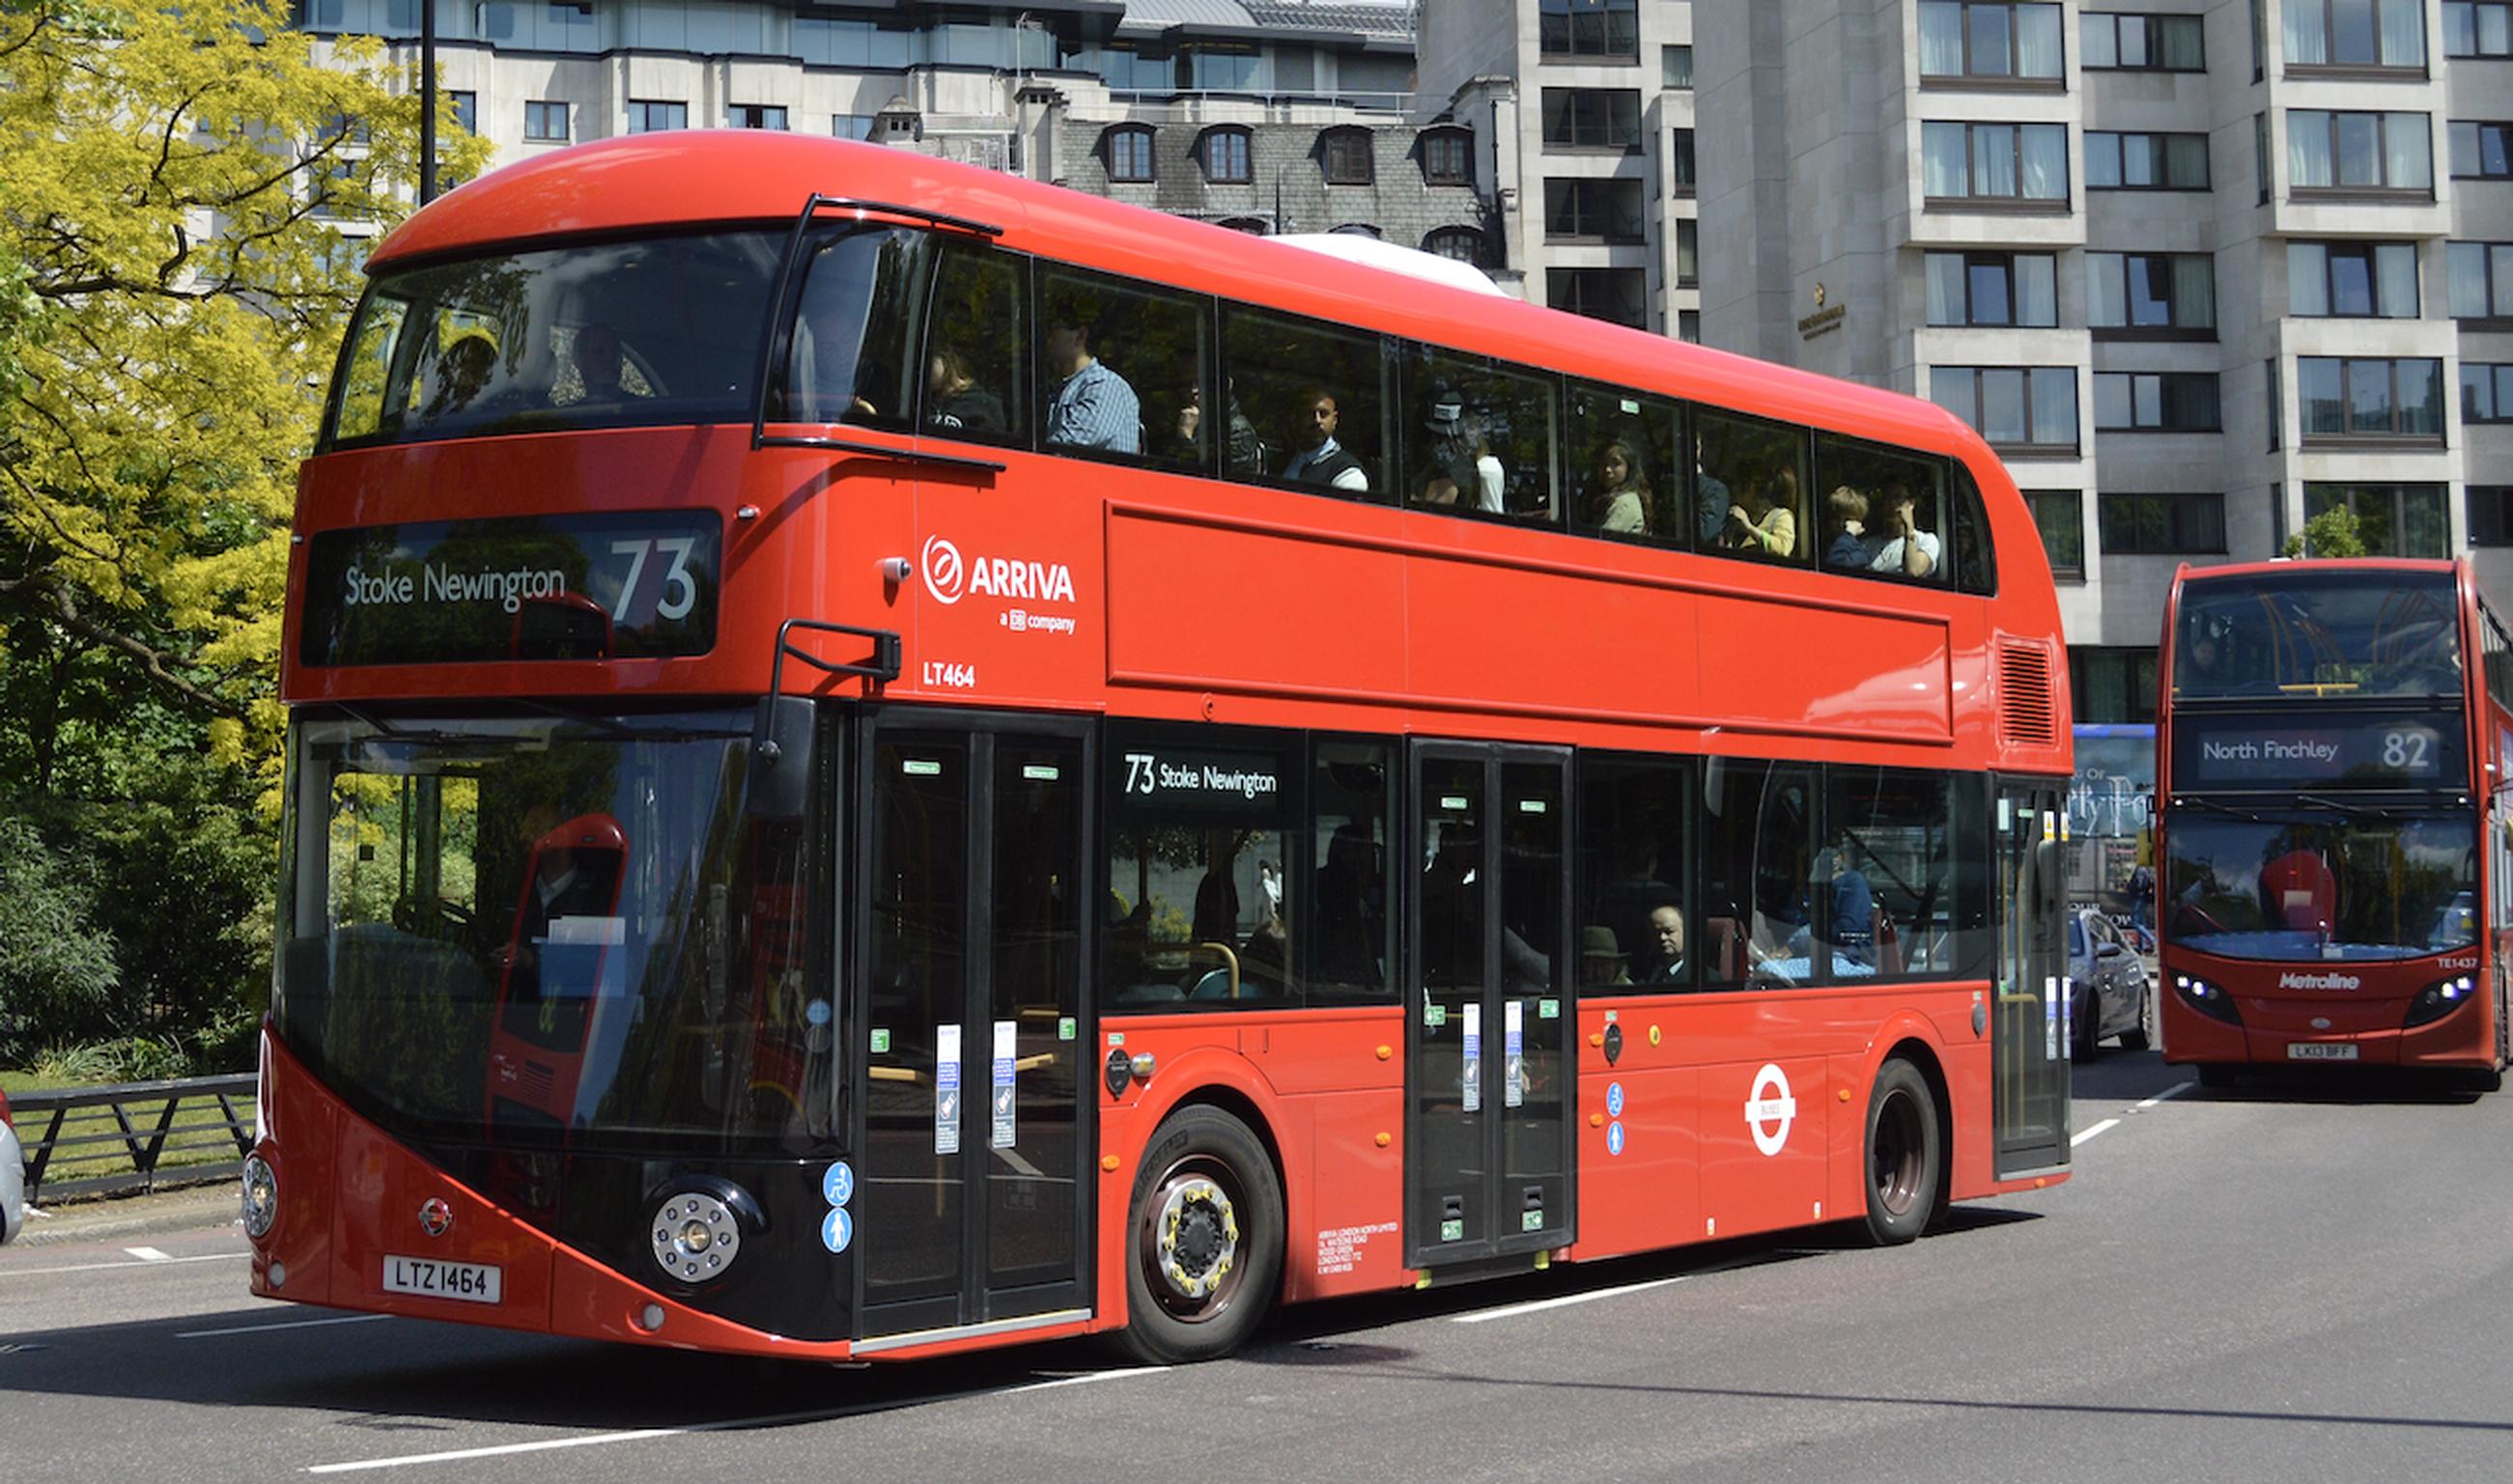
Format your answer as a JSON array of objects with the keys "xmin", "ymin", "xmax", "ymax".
[
  {"xmin": 1106, "ymin": 125, "xmax": 1156, "ymax": 182},
  {"xmin": 1201, "ymin": 126, "xmax": 1253, "ymax": 184}
]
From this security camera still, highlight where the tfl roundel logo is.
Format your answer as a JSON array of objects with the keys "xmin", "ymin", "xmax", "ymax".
[{"xmin": 921, "ymin": 535, "xmax": 966, "ymax": 605}]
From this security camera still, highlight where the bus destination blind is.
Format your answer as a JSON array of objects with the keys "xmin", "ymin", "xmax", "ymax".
[{"xmin": 2173, "ymin": 714, "xmax": 2462, "ymax": 790}]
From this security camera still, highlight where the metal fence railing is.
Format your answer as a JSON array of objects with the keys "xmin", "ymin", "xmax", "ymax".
[{"xmin": 13, "ymin": 1075, "xmax": 256, "ymax": 1204}]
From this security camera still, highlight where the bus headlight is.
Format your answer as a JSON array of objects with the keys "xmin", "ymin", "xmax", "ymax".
[
  {"xmin": 2405, "ymin": 975, "xmax": 2479, "ymax": 1028},
  {"xmin": 2174, "ymin": 973, "xmax": 2242, "ymax": 1026},
  {"xmin": 648, "ymin": 1182, "xmax": 753, "ymax": 1285},
  {"xmin": 241, "ymin": 1154, "xmax": 279, "ymax": 1240}
]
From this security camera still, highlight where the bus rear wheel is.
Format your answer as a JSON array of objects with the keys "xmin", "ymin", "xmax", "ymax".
[
  {"xmin": 1862, "ymin": 1058, "xmax": 1941, "ymax": 1246},
  {"xmin": 1118, "ymin": 1105, "xmax": 1282, "ymax": 1364}
]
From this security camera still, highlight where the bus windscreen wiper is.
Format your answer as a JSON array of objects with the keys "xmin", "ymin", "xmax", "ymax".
[
  {"xmin": 2292, "ymin": 793, "xmax": 2402, "ymax": 819},
  {"xmin": 2166, "ymin": 796, "xmax": 2267, "ymax": 821}
]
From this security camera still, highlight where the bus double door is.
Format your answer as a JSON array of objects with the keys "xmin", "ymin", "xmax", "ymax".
[
  {"xmin": 1406, "ymin": 743, "xmax": 1576, "ymax": 1269},
  {"xmin": 854, "ymin": 713, "xmax": 1093, "ymax": 1342}
]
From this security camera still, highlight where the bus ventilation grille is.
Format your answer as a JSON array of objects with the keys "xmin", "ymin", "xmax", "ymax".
[{"xmin": 1997, "ymin": 644, "xmax": 2058, "ymax": 749}]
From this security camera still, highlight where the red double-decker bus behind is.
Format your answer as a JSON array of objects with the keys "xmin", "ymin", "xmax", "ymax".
[
  {"xmin": 245, "ymin": 132, "xmax": 2077, "ymax": 1365},
  {"xmin": 2156, "ymin": 558, "xmax": 2511, "ymax": 1087}
]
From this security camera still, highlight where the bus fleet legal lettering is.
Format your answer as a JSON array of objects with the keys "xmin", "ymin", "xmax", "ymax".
[{"xmin": 342, "ymin": 563, "xmax": 570, "ymax": 614}]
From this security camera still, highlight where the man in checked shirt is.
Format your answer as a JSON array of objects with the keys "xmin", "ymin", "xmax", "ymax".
[{"xmin": 1043, "ymin": 308, "xmax": 1142, "ymax": 454}]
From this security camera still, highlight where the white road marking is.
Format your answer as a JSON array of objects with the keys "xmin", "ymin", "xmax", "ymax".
[
  {"xmin": 2135, "ymin": 1080, "xmax": 2196, "ymax": 1109},
  {"xmin": 306, "ymin": 1369, "xmax": 1169, "ymax": 1472},
  {"xmin": 126, "ymin": 1246, "xmax": 174, "ymax": 1262},
  {"xmin": 0, "ymin": 1252, "xmax": 246, "ymax": 1279},
  {"xmin": 178, "ymin": 1313, "xmax": 395, "ymax": 1340},
  {"xmin": 1002, "ymin": 1366, "xmax": 1168, "ymax": 1393},
  {"xmin": 2072, "ymin": 1118, "xmax": 2122, "ymax": 1146},
  {"xmin": 1453, "ymin": 1274, "xmax": 1689, "ymax": 1324}
]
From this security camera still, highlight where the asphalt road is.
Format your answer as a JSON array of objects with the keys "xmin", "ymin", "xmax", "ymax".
[{"xmin": 8, "ymin": 1048, "xmax": 2513, "ymax": 1483}]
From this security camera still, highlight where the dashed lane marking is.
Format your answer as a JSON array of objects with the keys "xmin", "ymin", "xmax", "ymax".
[
  {"xmin": 2072, "ymin": 1117, "xmax": 2122, "ymax": 1146},
  {"xmin": 178, "ymin": 1313, "xmax": 395, "ymax": 1340}
]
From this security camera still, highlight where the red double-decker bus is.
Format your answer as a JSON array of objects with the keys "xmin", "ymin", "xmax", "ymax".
[
  {"xmin": 245, "ymin": 132, "xmax": 2075, "ymax": 1364},
  {"xmin": 2156, "ymin": 558, "xmax": 2510, "ymax": 1088}
]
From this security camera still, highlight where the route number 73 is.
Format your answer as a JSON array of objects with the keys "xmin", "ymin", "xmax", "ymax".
[{"xmin": 609, "ymin": 538, "xmax": 698, "ymax": 623}]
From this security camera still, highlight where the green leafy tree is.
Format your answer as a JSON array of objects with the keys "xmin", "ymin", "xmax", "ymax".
[
  {"xmin": 0, "ymin": 811, "xmax": 120, "ymax": 1062},
  {"xmin": 2283, "ymin": 506, "xmax": 2370, "ymax": 560}
]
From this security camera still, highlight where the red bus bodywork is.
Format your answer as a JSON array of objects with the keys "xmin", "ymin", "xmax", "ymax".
[
  {"xmin": 254, "ymin": 133, "xmax": 2075, "ymax": 1362},
  {"xmin": 2156, "ymin": 557, "xmax": 2508, "ymax": 1080}
]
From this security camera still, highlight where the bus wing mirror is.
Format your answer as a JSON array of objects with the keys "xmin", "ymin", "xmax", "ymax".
[{"xmin": 748, "ymin": 697, "xmax": 817, "ymax": 820}]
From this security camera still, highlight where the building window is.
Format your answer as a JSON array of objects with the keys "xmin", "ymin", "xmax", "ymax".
[
  {"xmin": 1330, "ymin": 223, "xmax": 1381, "ymax": 238},
  {"xmin": 2095, "ymin": 373, "xmax": 2222, "ymax": 432},
  {"xmin": 2099, "ymin": 492, "xmax": 2227, "ymax": 554},
  {"xmin": 2449, "ymin": 242, "xmax": 2513, "ymax": 318},
  {"xmin": 1931, "ymin": 366, "xmax": 2078, "ymax": 453},
  {"xmin": 1540, "ymin": 0, "xmax": 1640, "ymax": 60},
  {"xmin": 1550, "ymin": 267, "xmax": 1648, "ymax": 328},
  {"xmin": 2466, "ymin": 363, "xmax": 2513, "ymax": 422},
  {"xmin": 1662, "ymin": 43, "xmax": 1694, "ymax": 87},
  {"xmin": 1200, "ymin": 127, "xmax": 1252, "ymax": 184},
  {"xmin": 2445, "ymin": 1, "xmax": 2513, "ymax": 55},
  {"xmin": 1678, "ymin": 309, "xmax": 1700, "ymax": 342},
  {"xmin": 2450, "ymin": 122, "xmax": 2513, "ymax": 179},
  {"xmin": 1424, "ymin": 226, "xmax": 1484, "ymax": 265},
  {"xmin": 1102, "ymin": 45, "xmax": 1173, "ymax": 91},
  {"xmin": 2306, "ymin": 483, "xmax": 2449, "ymax": 557},
  {"xmin": 523, "ymin": 100, "xmax": 569, "ymax": 142},
  {"xmin": 2072, "ymin": 646, "xmax": 2160, "ymax": 724},
  {"xmin": 1919, "ymin": 2, "xmax": 2067, "ymax": 81},
  {"xmin": 834, "ymin": 114, "xmax": 875, "ymax": 141},
  {"xmin": 2085, "ymin": 131, "xmax": 2210, "ymax": 189},
  {"xmin": 450, "ymin": 91, "xmax": 477, "ymax": 135},
  {"xmin": 1189, "ymin": 42, "xmax": 1257, "ymax": 90},
  {"xmin": 2282, "ymin": 0, "xmax": 2427, "ymax": 70},
  {"xmin": 2024, "ymin": 490, "xmax": 2085, "ymax": 578},
  {"xmin": 1544, "ymin": 178, "xmax": 1646, "ymax": 242},
  {"xmin": 1677, "ymin": 218, "xmax": 1698, "ymax": 286},
  {"xmin": 1669, "ymin": 128, "xmax": 1696, "ymax": 195},
  {"xmin": 1541, "ymin": 90, "xmax": 1642, "ymax": 151},
  {"xmin": 2471, "ymin": 487, "xmax": 2513, "ymax": 546},
  {"xmin": 628, "ymin": 100, "xmax": 686, "ymax": 133},
  {"xmin": 2298, "ymin": 357, "xmax": 2445, "ymax": 439},
  {"xmin": 1422, "ymin": 129, "xmax": 1473, "ymax": 185},
  {"xmin": 2255, "ymin": 111, "xmax": 2273, "ymax": 203},
  {"xmin": 2081, "ymin": 12, "xmax": 2206, "ymax": 69},
  {"xmin": 1922, "ymin": 121, "xmax": 2070, "ymax": 203},
  {"xmin": 2287, "ymin": 110, "xmax": 2433, "ymax": 193},
  {"xmin": 1106, "ymin": 126, "xmax": 1155, "ymax": 182},
  {"xmin": 1924, "ymin": 251, "xmax": 2059, "ymax": 326},
  {"xmin": 730, "ymin": 104, "xmax": 788, "ymax": 130},
  {"xmin": 2087, "ymin": 252, "xmax": 2216, "ymax": 332},
  {"xmin": 2268, "ymin": 357, "xmax": 2283, "ymax": 450},
  {"xmin": 2288, "ymin": 241, "xmax": 2419, "ymax": 318},
  {"xmin": 1321, "ymin": 127, "xmax": 1373, "ymax": 184}
]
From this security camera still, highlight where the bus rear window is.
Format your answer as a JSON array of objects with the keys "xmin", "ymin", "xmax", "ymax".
[
  {"xmin": 314, "ymin": 223, "xmax": 924, "ymax": 449},
  {"xmin": 2175, "ymin": 570, "xmax": 2463, "ymax": 700}
]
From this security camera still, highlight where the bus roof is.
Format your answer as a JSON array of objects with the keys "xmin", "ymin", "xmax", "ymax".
[
  {"xmin": 372, "ymin": 133, "xmax": 1990, "ymax": 462},
  {"xmin": 2178, "ymin": 557, "xmax": 2460, "ymax": 586}
]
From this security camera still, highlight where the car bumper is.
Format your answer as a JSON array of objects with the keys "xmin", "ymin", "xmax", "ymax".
[{"xmin": 1, "ymin": 1120, "xmax": 24, "ymax": 1245}]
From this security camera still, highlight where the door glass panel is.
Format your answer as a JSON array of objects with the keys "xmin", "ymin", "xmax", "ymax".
[
  {"xmin": 863, "ymin": 740, "xmax": 968, "ymax": 1304},
  {"xmin": 987, "ymin": 739, "xmax": 1083, "ymax": 1290},
  {"xmin": 1415, "ymin": 758, "xmax": 1486, "ymax": 1252},
  {"xmin": 1500, "ymin": 762, "xmax": 1568, "ymax": 1240},
  {"xmin": 1993, "ymin": 789, "xmax": 2070, "ymax": 1169}
]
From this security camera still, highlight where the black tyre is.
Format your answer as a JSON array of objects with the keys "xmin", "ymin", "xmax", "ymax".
[
  {"xmin": 2119, "ymin": 985, "xmax": 2152, "ymax": 1052},
  {"xmin": 2071, "ymin": 985, "xmax": 2100, "ymax": 1062},
  {"xmin": 1862, "ymin": 1058, "xmax": 1942, "ymax": 1246},
  {"xmin": 1117, "ymin": 1105, "xmax": 1283, "ymax": 1364}
]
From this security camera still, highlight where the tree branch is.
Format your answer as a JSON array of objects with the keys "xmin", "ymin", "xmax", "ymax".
[{"xmin": 38, "ymin": 581, "xmax": 248, "ymax": 719}]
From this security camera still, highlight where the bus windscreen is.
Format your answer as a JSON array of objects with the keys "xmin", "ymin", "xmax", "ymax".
[{"xmin": 2172, "ymin": 570, "xmax": 2462, "ymax": 701}]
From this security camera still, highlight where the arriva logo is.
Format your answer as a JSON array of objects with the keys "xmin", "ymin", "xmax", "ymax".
[
  {"xmin": 921, "ymin": 534, "xmax": 1075, "ymax": 607},
  {"xmin": 2277, "ymin": 971, "xmax": 2362, "ymax": 991}
]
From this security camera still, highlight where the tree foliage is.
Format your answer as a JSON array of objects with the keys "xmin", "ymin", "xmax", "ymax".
[
  {"xmin": 2283, "ymin": 506, "xmax": 2370, "ymax": 560},
  {"xmin": 0, "ymin": 0, "xmax": 488, "ymax": 1066}
]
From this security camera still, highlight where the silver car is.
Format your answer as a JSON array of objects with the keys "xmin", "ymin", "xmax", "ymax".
[
  {"xmin": 2068, "ymin": 907, "xmax": 2152, "ymax": 1060},
  {"xmin": 1, "ymin": 1087, "xmax": 24, "ymax": 1245}
]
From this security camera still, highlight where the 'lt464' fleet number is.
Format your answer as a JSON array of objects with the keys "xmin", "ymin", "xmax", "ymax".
[{"xmin": 922, "ymin": 660, "xmax": 976, "ymax": 689}]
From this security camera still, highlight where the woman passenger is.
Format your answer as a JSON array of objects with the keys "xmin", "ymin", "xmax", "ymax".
[{"xmin": 1585, "ymin": 438, "xmax": 1652, "ymax": 535}]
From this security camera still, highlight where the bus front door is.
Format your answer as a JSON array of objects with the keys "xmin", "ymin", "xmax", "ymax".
[
  {"xmin": 1406, "ymin": 744, "xmax": 1576, "ymax": 1271},
  {"xmin": 854, "ymin": 714, "xmax": 1093, "ymax": 1346},
  {"xmin": 1992, "ymin": 782, "xmax": 2071, "ymax": 1175}
]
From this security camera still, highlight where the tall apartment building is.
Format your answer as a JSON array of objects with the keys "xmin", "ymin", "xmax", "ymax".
[
  {"xmin": 294, "ymin": 0, "xmax": 1487, "ymax": 266},
  {"xmin": 1697, "ymin": 0, "xmax": 2513, "ymax": 724},
  {"xmin": 1415, "ymin": 0, "xmax": 1703, "ymax": 336}
]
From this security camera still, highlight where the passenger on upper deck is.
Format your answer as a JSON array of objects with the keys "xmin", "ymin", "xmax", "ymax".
[
  {"xmin": 1416, "ymin": 392, "xmax": 1480, "ymax": 507},
  {"xmin": 1584, "ymin": 437, "xmax": 1652, "ymax": 535},
  {"xmin": 1823, "ymin": 486, "xmax": 1873, "ymax": 571},
  {"xmin": 424, "ymin": 336, "xmax": 497, "ymax": 419},
  {"xmin": 1723, "ymin": 467, "xmax": 1798, "ymax": 558},
  {"xmin": 925, "ymin": 349, "xmax": 1006, "ymax": 436},
  {"xmin": 1177, "ymin": 379, "xmax": 1267, "ymax": 477},
  {"xmin": 1043, "ymin": 310, "xmax": 1141, "ymax": 454},
  {"xmin": 1281, "ymin": 388, "xmax": 1370, "ymax": 491},
  {"xmin": 1865, "ymin": 487, "xmax": 1941, "ymax": 579},
  {"xmin": 568, "ymin": 322, "xmax": 633, "ymax": 406}
]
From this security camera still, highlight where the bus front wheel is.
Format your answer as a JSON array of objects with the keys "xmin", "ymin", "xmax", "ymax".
[
  {"xmin": 1862, "ymin": 1058, "xmax": 1941, "ymax": 1246},
  {"xmin": 1117, "ymin": 1105, "xmax": 1283, "ymax": 1364}
]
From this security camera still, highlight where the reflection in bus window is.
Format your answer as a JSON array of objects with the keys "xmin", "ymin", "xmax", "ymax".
[
  {"xmin": 1815, "ymin": 435, "xmax": 1950, "ymax": 581},
  {"xmin": 1038, "ymin": 266, "xmax": 1208, "ymax": 468},
  {"xmin": 920, "ymin": 239, "xmax": 1029, "ymax": 445},
  {"xmin": 1701, "ymin": 760, "xmax": 1815, "ymax": 987},
  {"xmin": 1222, "ymin": 304, "xmax": 1390, "ymax": 495},
  {"xmin": 2164, "ymin": 812, "xmax": 2476, "ymax": 961},
  {"xmin": 1698, "ymin": 410, "xmax": 1806, "ymax": 562},
  {"xmin": 2172, "ymin": 570, "xmax": 2463, "ymax": 699},
  {"xmin": 1103, "ymin": 730, "xmax": 1297, "ymax": 1008},
  {"xmin": 1567, "ymin": 381, "xmax": 1681, "ymax": 543},
  {"xmin": 1575, "ymin": 757, "xmax": 1691, "ymax": 991},
  {"xmin": 1828, "ymin": 769, "xmax": 1957, "ymax": 976},
  {"xmin": 780, "ymin": 226, "xmax": 933, "ymax": 429},
  {"xmin": 1308, "ymin": 742, "xmax": 1396, "ymax": 1003},
  {"xmin": 1405, "ymin": 347, "xmax": 1561, "ymax": 523},
  {"xmin": 323, "ymin": 232, "xmax": 788, "ymax": 449}
]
